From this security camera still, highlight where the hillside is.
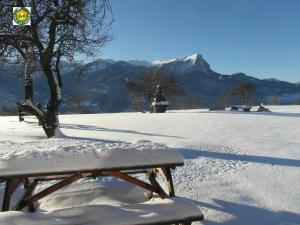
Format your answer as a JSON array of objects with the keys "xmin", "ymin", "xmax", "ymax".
[{"xmin": 1, "ymin": 54, "xmax": 300, "ymax": 113}]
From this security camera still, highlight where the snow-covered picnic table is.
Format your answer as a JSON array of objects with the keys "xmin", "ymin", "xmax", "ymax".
[{"xmin": 0, "ymin": 140, "xmax": 203, "ymax": 225}]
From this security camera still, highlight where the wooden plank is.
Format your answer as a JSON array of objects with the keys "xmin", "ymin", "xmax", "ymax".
[
  {"xmin": 1, "ymin": 178, "xmax": 23, "ymax": 211},
  {"xmin": 30, "ymin": 170, "xmax": 148, "ymax": 183},
  {"xmin": 108, "ymin": 171, "xmax": 168, "ymax": 199},
  {"xmin": 34, "ymin": 175, "xmax": 69, "ymax": 181},
  {"xmin": 15, "ymin": 173, "xmax": 85, "ymax": 211},
  {"xmin": 121, "ymin": 169, "xmax": 148, "ymax": 174},
  {"xmin": 0, "ymin": 162, "xmax": 183, "ymax": 179}
]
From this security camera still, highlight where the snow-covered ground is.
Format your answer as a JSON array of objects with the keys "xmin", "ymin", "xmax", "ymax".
[{"xmin": 0, "ymin": 105, "xmax": 300, "ymax": 225}]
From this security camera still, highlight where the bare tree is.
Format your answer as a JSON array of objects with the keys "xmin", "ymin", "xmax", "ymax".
[
  {"xmin": 124, "ymin": 68, "xmax": 186, "ymax": 110},
  {"xmin": 0, "ymin": 0, "xmax": 113, "ymax": 137},
  {"xmin": 231, "ymin": 81, "xmax": 256, "ymax": 105}
]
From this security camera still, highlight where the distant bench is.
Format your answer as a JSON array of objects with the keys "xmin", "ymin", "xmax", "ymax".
[
  {"xmin": 230, "ymin": 105, "xmax": 251, "ymax": 112},
  {"xmin": 16, "ymin": 101, "xmax": 42, "ymax": 124}
]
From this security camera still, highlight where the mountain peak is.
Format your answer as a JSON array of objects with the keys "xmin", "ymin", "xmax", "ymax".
[
  {"xmin": 182, "ymin": 53, "xmax": 203, "ymax": 64},
  {"xmin": 152, "ymin": 53, "xmax": 203, "ymax": 66},
  {"xmin": 152, "ymin": 53, "xmax": 212, "ymax": 74}
]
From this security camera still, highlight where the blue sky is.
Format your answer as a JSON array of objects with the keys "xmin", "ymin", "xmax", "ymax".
[{"xmin": 100, "ymin": 0, "xmax": 300, "ymax": 83}]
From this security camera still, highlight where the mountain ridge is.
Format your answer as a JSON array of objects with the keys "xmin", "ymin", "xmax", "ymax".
[
  {"xmin": 0, "ymin": 53, "xmax": 300, "ymax": 113},
  {"xmin": 95, "ymin": 54, "xmax": 298, "ymax": 84}
]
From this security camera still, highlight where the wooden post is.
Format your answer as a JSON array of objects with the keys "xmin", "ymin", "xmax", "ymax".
[{"xmin": 2, "ymin": 178, "xmax": 22, "ymax": 211}]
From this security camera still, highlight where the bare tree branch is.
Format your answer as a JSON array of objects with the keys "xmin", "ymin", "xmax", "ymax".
[{"xmin": 0, "ymin": 0, "xmax": 113, "ymax": 137}]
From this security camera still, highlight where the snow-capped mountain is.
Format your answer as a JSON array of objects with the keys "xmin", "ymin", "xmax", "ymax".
[
  {"xmin": 152, "ymin": 54, "xmax": 212, "ymax": 74},
  {"xmin": 1, "ymin": 53, "xmax": 300, "ymax": 113},
  {"xmin": 106, "ymin": 53, "xmax": 213, "ymax": 74}
]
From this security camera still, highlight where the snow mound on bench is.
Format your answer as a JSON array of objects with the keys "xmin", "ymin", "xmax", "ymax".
[
  {"xmin": 0, "ymin": 197, "xmax": 203, "ymax": 225},
  {"xmin": 0, "ymin": 139, "xmax": 183, "ymax": 176},
  {"xmin": 35, "ymin": 178, "xmax": 149, "ymax": 212}
]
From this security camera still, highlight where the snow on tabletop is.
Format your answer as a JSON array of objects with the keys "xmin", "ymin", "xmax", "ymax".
[
  {"xmin": 0, "ymin": 197, "xmax": 203, "ymax": 225},
  {"xmin": 0, "ymin": 139, "xmax": 183, "ymax": 176}
]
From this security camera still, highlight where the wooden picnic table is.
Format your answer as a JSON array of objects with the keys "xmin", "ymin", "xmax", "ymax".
[
  {"xmin": 0, "ymin": 147, "xmax": 204, "ymax": 225},
  {"xmin": 0, "ymin": 162, "xmax": 183, "ymax": 212}
]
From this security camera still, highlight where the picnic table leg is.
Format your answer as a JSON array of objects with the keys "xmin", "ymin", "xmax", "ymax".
[
  {"xmin": 164, "ymin": 167, "xmax": 175, "ymax": 197},
  {"xmin": 146, "ymin": 169, "xmax": 154, "ymax": 199},
  {"xmin": 147, "ymin": 169, "xmax": 168, "ymax": 199},
  {"xmin": 2, "ymin": 178, "xmax": 23, "ymax": 211},
  {"xmin": 2, "ymin": 180, "xmax": 12, "ymax": 211},
  {"xmin": 14, "ymin": 178, "xmax": 38, "ymax": 212},
  {"xmin": 158, "ymin": 167, "xmax": 175, "ymax": 197},
  {"xmin": 24, "ymin": 179, "xmax": 38, "ymax": 212}
]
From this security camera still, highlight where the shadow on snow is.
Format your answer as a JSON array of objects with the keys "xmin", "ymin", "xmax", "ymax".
[
  {"xmin": 195, "ymin": 199, "xmax": 300, "ymax": 225},
  {"xmin": 178, "ymin": 149, "xmax": 300, "ymax": 168},
  {"xmin": 60, "ymin": 123, "xmax": 184, "ymax": 139}
]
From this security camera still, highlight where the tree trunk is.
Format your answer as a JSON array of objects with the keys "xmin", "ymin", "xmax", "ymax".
[
  {"xmin": 19, "ymin": 48, "xmax": 62, "ymax": 138},
  {"xmin": 23, "ymin": 45, "xmax": 35, "ymax": 101},
  {"xmin": 42, "ymin": 63, "xmax": 61, "ymax": 138}
]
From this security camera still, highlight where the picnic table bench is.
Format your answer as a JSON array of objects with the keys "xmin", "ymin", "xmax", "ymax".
[{"xmin": 0, "ymin": 147, "xmax": 204, "ymax": 225}]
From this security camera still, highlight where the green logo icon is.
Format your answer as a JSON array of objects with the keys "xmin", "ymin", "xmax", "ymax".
[{"xmin": 13, "ymin": 7, "xmax": 31, "ymax": 26}]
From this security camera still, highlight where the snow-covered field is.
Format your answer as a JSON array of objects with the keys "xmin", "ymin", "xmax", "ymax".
[{"xmin": 0, "ymin": 105, "xmax": 300, "ymax": 225}]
